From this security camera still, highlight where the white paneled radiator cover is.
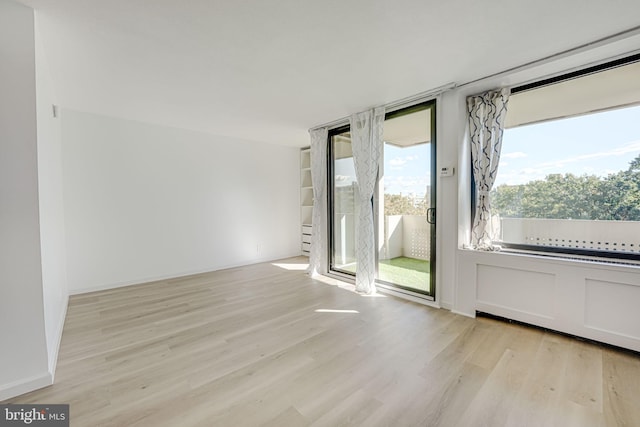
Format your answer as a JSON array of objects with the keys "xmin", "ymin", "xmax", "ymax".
[{"xmin": 456, "ymin": 249, "xmax": 640, "ymax": 352}]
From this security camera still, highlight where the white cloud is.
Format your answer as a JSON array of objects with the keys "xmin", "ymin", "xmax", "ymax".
[
  {"xmin": 502, "ymin": 151, "xmax": 527, "ymax": 159},
  {"xmin": 388, "ymin": 155, "xmax": 419, "ymax": 168},
  {"xmin": 538, "ymin": 140, "xmax": 640, "ymax": 169},
  {"xmin": 384, "ymin": 175, "xmax": 430, "ymax": 194},
  {"xmin": 495, "ymin": 166, "xmax": 547, "ymax": 186},
  {"xmin": 520, "ymin": 168, "xmax": 540, "ymax": 175},
  {"xmin": 498, "ymin": 140, "xmax": 640, "ymax": 186}
]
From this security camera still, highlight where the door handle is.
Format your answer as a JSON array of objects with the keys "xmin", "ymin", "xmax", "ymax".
[{"xmin": 427, "ymin": 208, "xmax": 436, "ymax": 224}]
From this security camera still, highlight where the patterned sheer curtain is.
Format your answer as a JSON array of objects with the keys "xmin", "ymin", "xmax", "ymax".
[
  {"xmin": 307, "ymin": 127, "xmax": 328, "ymax": 276},
  {"xmin": 350, "ymin": 107, "xmax": 385, "ymax": 294},
  {"xmin": 467, "ymin": 88, "xmax": 510, "ymax": 250}
]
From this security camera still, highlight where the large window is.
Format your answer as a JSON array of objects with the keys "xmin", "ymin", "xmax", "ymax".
[{"xmin": 490, "ymin": 55, "xmax": 640, "ymax": 260}]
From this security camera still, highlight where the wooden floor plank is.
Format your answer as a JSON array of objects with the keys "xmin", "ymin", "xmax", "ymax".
[{"xmin": 3, "ymin": 256, "xmax": 640, "ymax": 426}]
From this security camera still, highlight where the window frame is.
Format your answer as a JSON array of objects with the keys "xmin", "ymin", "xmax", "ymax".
[
  {"xmin": 326, "ymin": 100, "xmax": 439, "ymax": 295},
  {"xmin": 474, "ymin": 53, "xmax": 640, "ymax": 263},
  {"xmin": 327, "ymin": 124, "xmax": 355, "ymax": 277},
  {"xmin": 375, "ymin": 100, "xmax": 438, "ymax": 297}
]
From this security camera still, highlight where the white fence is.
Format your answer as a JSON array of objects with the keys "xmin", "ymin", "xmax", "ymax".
[
  {"xmin": 499, "ymin": 217, "xmax": 640, "ymax": 253},
  {"xmin": 382, "ymin": 215, "xmax": 430, "ymax": 261}
]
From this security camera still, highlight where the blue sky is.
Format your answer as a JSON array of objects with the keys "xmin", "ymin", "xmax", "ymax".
[
  {"xmin": 382, "ymin": 143, "xmax": 430, "ymax": 196},
  {"xmin": 497, "ymin": 104, "xmax": 640, "ymax": 186},
  {"xmin": 335, "ymin": 103, "xmax": 640, "ymax": 195},
  {"xmin": 334, "ymin": 143, "xmax": 431, "ymax": 197}
]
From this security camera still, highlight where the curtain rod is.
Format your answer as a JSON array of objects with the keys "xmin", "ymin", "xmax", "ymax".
[
  {"xmin": 309, "ymin": 82, "xmax": 456, "ymax": 132},
  {"xmin": 456, "ymin": 24, "xmax": 640, "ymax": 90}
]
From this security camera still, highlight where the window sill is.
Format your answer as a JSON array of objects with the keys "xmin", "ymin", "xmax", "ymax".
[
  {"xmin": 499, "ymin": 243, "xmax": 640, "ymax": 266},
  {"xmin": 458, "ymin": 246, "xmax": 640, "ymax": 272}
]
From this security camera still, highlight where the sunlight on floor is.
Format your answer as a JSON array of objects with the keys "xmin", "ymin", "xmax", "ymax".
[
  {"xmin": 315, "ymin": 309, "xmax": 360, "ymax": 314},
  {"xmin": 271, "ymin": 262, "xmax": 309, "ymax": 271},
  {"xmin": 332, "ymin": 257, "xmax": 429, "ymax": 292},
  {"xmin": 271, "ymin": 258, "xmax": 388, "ymax": 298},
  {"xmin": 311, "ymin": 274, "xmax": 387, "ymax": 298}
]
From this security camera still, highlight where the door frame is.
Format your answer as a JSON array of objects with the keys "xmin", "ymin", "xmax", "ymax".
[
  {"xmin": 327, "ymin": 124, "xmax": 355, "ymax": 278},
  {"xmin": 326, "ymin": 99, "xmax": 438, "ymax": 300},
  {"xmin": 374, "ymin": 99, "xmax": 437, "ymax": 300}
]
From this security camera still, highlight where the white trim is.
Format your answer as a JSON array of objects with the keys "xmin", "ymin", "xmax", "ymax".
[
  {"xmin": 321, "ymin": 272, "xmax": 441, "ymax": 308},
  {"xmin": 506, "ymin": 50, "xmax": 640, "ymax": 96},
  {"xmin": 311, "ymin": 26, "xmax": 640, "ymax": 133},
  {"xmin": 451, "ymin": 309, "xmax": 475, "ymax": 319},
  {"xmin": 325, "ymin": 271, "xmax": 441, "ymax": 308},
  {"xmin": 69, "ymin": 253, "xmax": 300, "ymax": 295},
  {"xmin": 433, "ymin": 93, "xmax": 446, "ymax": 309},
  {"xmin": 48, "ymin": 295, "xmax": 69, "ymax": 378},
  {"xmin": 325, "ymin": 271, "xmax": 356, "ymax": 285},
  {"xmin": 439, "ymin": 301, "xmax": 452, "ymax": 310},
  {"xmin": 476, "ymin": 301, "xmax": 555, "ymax": 322},
  {"xmin": 383, "ymin": 83, "xmax": 457, "ymax": 114},
  {"xmin": 0, "ymin": 372, "xmax": 52, "ymax": 401},
  {"xmin": 313, "ymin": 118, "xmax": 349, "ymax": 133},
  {"xmin": 463, "ymin": 248, "xmax": 640, "ymax": 274},
  {"xmin": 458, "ymin": 25, "xmax": 640, "ymax": 89},
  {"xmin": 376, "ymin": 285, "xmax": 440, "ymax": 309}
]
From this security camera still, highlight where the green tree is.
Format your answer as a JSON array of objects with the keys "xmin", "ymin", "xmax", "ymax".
[
  {"xmin": 492, "ymin": 154, "xmax": 640, "ymax": 221},
  {"xmin": 384, "ymin": 193, "xmax": 428, "ymax": 216},
  {"xmin": 598, "ymin": 155, "xmax": 640, "ymax": 221}
]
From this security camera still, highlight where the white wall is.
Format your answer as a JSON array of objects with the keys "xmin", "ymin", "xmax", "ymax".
[
  {"xmin": 35, "ymin": 17, "xmax": 69, "ymax": 374},
  {"xmin": 61, "ymin": 110, "xmax": 300, "ymax": 293},
  {"xmin": 436, "ymin": 92, "xmax": 464, "ymax": 310},
  {"xmin": 0, "ymin": 0, "xmax": 50, "ymax": 399}
]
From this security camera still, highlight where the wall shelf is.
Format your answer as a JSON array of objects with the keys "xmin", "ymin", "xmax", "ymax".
[{"xmin": 300, "ymin": 148, "xmax": 313, "ymax": 256}]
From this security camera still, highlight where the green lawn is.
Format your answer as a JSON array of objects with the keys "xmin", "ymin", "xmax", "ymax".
[
  {"xmin": 336, "ymin": 256, "xmax": 430, "ymax": 292},
  {"xmin": 379, "ymin": 256, "xmax": 430, "ymax": 292}
]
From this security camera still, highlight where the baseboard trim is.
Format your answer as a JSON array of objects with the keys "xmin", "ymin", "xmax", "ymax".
[
  {"xmin": 68, "ymin": 253, "xmax": 302, "ymax": 295},
  {"xmin": 451, "ymin": 309, "xmax": 476, "ymax": 318},
  {"xmin": 0, "ymin": 372, "xmax": 52, "ymax": 402},
  {"xmin": 48, "ymin": 295, "xmax": 69, "ymax": 379},
  {"xmin": 476, "ymin": 311, "xmax": 640, "ymax": 356},
  {"xmin": 439, "ymin": 301, "xmax": 453, "ymax": 310},
  {"xmin": 376, "ymin": 286, "xmax": 440, "ymax": 309}
]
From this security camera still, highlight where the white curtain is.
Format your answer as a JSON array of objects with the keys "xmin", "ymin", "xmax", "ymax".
[
  {"xmin": 307, "ymin": 127, "xmax": 328, "ymax": 276},
  {"xmin": 467, "ymin": 88, "xmax": 510, "ymax": 250},
  {"xmin": 350, "ymin": 107, "xmax": 385, "ymax": 294}
]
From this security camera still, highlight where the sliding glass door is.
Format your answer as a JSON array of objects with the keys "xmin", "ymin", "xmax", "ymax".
[
  {"xmin": 329, "ymin": 126, "xmax": 357, "ymax": 274},
  {"xmin": 328, "ymin": 102, "xmax": 436, "ymax": 298},
  {"xmin": 377, "ymin": 103, "xmax": 436, "ymax": 296}
]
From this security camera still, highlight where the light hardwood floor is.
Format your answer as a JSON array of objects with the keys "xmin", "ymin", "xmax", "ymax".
[{"xmin": 4, "ymin": 257, "xmax": 640, "ymax": 426}]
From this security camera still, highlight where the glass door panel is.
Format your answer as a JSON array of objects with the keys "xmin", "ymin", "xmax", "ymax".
[
  {"xmin": 377, "ymin": 103, "xmax": 436, "ymax": 296},
  {"xmin": 329, "ymin": 128, "xmax": 358, "ymax": 274}
]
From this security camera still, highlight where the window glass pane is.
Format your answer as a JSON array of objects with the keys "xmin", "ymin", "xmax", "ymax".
[
  {"xmin": 331, "ymin": 130, "xmax": 357, "ymax": 273},
  {"xmin": 378, "ymin": 106, "xmax": 433, "ymax": 294},
  {"xmin": 493, "ymin": 75, "xmax": 640, "ymax": 256}
]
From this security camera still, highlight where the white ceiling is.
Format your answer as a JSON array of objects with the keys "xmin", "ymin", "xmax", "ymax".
[{"xmin": 18, "ymin": 0, "xmax": 640, "ymax": 147}]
